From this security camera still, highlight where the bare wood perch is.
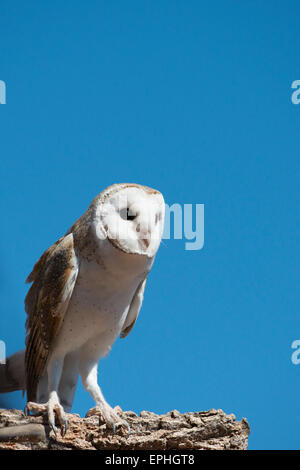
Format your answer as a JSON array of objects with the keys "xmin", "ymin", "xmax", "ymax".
[{"xmin": 0, "ymin": 407, "xmax": 250, "ymax": 450}]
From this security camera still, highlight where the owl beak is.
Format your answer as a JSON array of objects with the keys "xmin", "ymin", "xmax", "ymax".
[
  {"xmin": 138, "ymin": 232, "xmax": 151, "ymax": 249},
  {"xmin": 136, "ymin": 224, "xmax": 151, "ymax": 249},
  {"xmin": 141, "ymin": 237, "xmax": 150, "ymax": 249}
]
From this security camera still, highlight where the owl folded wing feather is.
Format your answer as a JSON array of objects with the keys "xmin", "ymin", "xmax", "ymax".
[
  {"xmin": 120, "ymin": 277, "xmax": 147, "ymax": 338},
  {"xmin": 24, "ymin": 233, "xmax": 79, "ymax": 401}
]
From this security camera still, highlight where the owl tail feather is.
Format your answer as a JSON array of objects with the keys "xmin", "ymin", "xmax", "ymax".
[{"xmin": 0, "ymin": 350, "xmax": 25, "ymax": 394}]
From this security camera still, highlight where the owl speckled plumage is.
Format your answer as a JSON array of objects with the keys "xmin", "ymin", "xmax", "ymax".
[{"xmin": 23, "ymin": 183, "xmax": 165, "ymax": 434}]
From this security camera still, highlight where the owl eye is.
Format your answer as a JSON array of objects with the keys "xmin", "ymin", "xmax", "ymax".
[{"xmin": 120, "ymin": 207, "xmax": 136, "ymax": 221}]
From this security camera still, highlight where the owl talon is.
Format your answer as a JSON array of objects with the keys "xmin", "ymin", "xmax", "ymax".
[
  {"xmin": 24, "ymin": 401, "xmax": 47, "ymax": 416},
  {"xmin": 125, "ymin": 421, "xmax": 131, "ymax": 435},
  {"xmin": 106, "ymin": 415, "xmax": 130, "ymax": 434},
  {"xmin": 50, "ymin": 422, "xmax": 58, "ymax": 435},
  {"xmin": 86, "ymin": 405, "xmax": 130, "ymax": 434},
  {"xmin": 105, "ymin": 419, "xmax": 116, "ymax": 433},
  {"xmin": 106, "ymin": 417, "xmax": 130, "ymax": 434},
  {"xmin": 62, "ymin": 417, "xmax": 68, "ymax": 436},
  {"xmin": 24, "ymin": 400, "xmax": 67, "ymax": 437}
]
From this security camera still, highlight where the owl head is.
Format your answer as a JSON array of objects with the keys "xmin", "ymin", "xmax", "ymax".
[{"xmin": 93, "ymin": 183, "xmax": 165, "ymax": 258}]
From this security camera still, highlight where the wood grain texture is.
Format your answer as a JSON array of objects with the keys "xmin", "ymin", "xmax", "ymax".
[{"xmin": 0, "ymin": 408, "xmax": 250, "ymax": 450}]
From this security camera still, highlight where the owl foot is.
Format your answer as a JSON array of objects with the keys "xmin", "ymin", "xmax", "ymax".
[
  {"xmin": 86, "ymin": 405, "xmax": 131, "ymax": 434},
  {"xmin": 25, "ymin": 400, "xmax": 68, "ymax": 436}
]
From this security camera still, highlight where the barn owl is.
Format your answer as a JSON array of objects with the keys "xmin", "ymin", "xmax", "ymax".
[{"xmin": 15, "ymin": 183, "xmax": 164, "ymax": 434}]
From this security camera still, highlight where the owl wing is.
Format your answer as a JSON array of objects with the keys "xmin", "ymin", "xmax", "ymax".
[
  {"xmin": 24, "ymin": 233, "xmax": 79, "ymax": 401},
  {"xmin": 120, "ymin": 277, "xmax": 147, "ymax": 338}
]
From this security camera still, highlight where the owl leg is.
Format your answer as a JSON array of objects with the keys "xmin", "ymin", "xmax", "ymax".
[
  {"xmin": 58, "ymin": 352, "xmax": 79, "ymax": 412},
  {"xmin": 25, "ymin": 355, "xmax": 68, "ymax": 436},
  {"xmin": 79, "ymin": 357, "xmax": 130, "ymax": 433}
]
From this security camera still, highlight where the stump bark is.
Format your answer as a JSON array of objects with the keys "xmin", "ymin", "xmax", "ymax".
[{"xmin": 0, "ymin": 407, "xmax": 250, "ymax": 450}]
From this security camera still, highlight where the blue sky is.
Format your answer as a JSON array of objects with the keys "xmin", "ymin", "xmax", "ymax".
[{"xmin": 1, "ymin": 1, "xmax": 300, "ymax": 450}]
